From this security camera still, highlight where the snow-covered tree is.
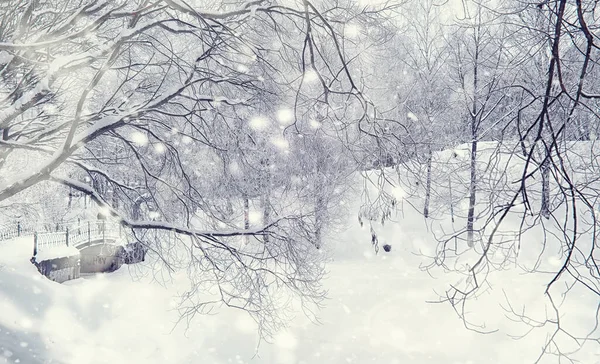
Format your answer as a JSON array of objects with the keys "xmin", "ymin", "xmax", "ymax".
[{"xmin": 0, "ymin": 0, "xmax": 380, "ymax": 336}]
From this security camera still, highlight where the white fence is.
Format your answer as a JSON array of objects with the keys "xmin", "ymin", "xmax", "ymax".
[
  {"xmin": 0, "ymin": 221, "xmax": 39, "ymax": 241},
  {"xmin": 66, "ymin": 220, "xmax": 123, "ymax": 248},
  {"xmin": 35, "ymin": 231, "xmax": 69, "ymax": 252},
  {"xmin": 25, "ymin": 220, "xmax": 125, "ymax": 255}
]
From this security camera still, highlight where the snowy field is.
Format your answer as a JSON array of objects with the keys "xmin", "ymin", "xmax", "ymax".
[
  {"xmin": 2, "ymin": 144, "xmax": 600, "ymax": 364},
  {"xmin": 1, "ymin": 204, "xmax": 600, "ymax": 364}
]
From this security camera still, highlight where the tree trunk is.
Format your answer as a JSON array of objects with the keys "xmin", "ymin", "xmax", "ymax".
[
  {"xmin": 261, "ymin": 158, "xmax": 271, "ymax": 245},
  {"xmin": 262, "ymin": 193, "xmax": 270, "ymax": 244},
  {"xmin": 315, "ymin": 181, "xmax": 325, "ymax": 250},
  {"xmin": 112, "ymin": 188, "xmax": 118, "ymax": 209},
  {"xmin": 423, "ymin": 148, "xmax": 432, "ymax": 218},
  {"xmin": 541, "ymin": 156, "xmax": 550, "ymax": 219},
  {"xmin": 467, "ymin": 139, "xmax": 477, "ymax": 247},
  {"xmin": 467, "ymin": 34, "xmax": 480, "ymax": 248},
  {"xmin": 243, "ymin": 194, "xmax": 249, "ymax": 245},
  {"xmin": 132, "ymin": 198, "xmax": 142, "ymax": 220},
  {"xmin": 314, "ymin": 143, "xmax": 327, "ymax": 249},
  {"xmin": 315, "ymin": 195, "xmax": 324, "ymax": 249}
]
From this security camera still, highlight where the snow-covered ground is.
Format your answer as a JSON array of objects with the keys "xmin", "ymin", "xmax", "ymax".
[
  {"xmin": 2, "ymin": 150, "xmax": 600, "ymax": 364},
  {"xmin": 1, "ymin": 214, "xmax": 599, "ymax": 364}
]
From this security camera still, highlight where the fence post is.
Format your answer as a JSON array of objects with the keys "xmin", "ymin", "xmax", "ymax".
[
  {"xmin": 66, "ymin": 228, "xmax": 69, "ymax": 247},
  {"xmin": 17, "ymin": 221, "xmax": 21, "ymax": 237},
  {"xmin": 102, "ymin": 220, "xmax": 105, "ymax": 241},
  {"xmin": 88, "ymin": 221, "xmax": 91, "ymax": 243},
  {"xmin": 33, "ymin": 232, "xmax": 38, "ymax": 256}
]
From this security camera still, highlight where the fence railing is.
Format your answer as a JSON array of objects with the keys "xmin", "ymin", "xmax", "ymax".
[
  {"xmin": 0, "ymin": 221, "xmax": 41, "ymax": 241},
  {"xmin": 0, "ymin": 222, "xmax": 22, "ymax": 241},
  {"xmin": 0, "ymin": 220, "xmax": 73, "ymax": 242},
  {"xmin": 10, "ymin": 220, "xmax": 128, "ymax": 255},
  {"xmin": 34, "ymin": 231, "xmax": 69, "ymax": 253},
  {"xmin": 66, "ymin": 220, "xmax": 123, "ymax": 248}
]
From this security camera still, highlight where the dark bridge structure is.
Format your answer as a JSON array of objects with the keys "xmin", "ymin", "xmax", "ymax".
[{"xmin": 0, "ymin": 220, "xmax": 147, "ymax": 283}]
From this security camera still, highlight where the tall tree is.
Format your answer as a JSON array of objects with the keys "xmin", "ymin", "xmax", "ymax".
[{"xmin": 448, "ymin": 0, "xmax": 512, "ymax": 247}]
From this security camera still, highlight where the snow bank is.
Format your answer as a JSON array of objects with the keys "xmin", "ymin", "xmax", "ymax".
[
  {"xmin": 0, "ymin": 237, "xmax": 35, "ymax": 267},
  {"xmin": 0, "ymin": 222, "xmax": 598, "ymax": 364},
  {"xmin": 34, "ymin": 246, "xmax": 80, "ymax": 262}
]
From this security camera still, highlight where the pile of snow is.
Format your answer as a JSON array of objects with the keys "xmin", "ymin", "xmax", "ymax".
[{"xmin": 34, "ymin": 246, "xmax": 80, "ymax": 262}]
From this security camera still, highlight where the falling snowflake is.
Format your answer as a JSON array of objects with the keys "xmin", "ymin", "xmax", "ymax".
[
  {"xmin": 271, "ymin": 136, "xmax": 289, "ymax": 150},
  {"xmin": 274, "ymin": 330, "xmax": 297, "ymax": 350},
  {"xmin": 98, "ymin": 206, "xmax": 111, "ymax": 217},
  {"xmin": 310, "ymin": 119, "xmax": 322, "ymax": 129},
  {"xmin": 345, "ymin": 23, "xmax": 361, "ymax": 38},
  {"xmin": 228, "ymin": 161, "xmax": 242, "ymax": 176},
  {"xmin": 181, "ymin": 135, "xmax": 192, "ymax": 144},
  {"xmin": 249, "ymin": 116, "xmax": 269, "ymax": 131},
  {"xmin": 391, "ymin": 186, "xmax": 406, "ymax": 200},
  {"xmin": 153, "ymin": 143, "xmax": 166, "ymax": 154},
  {"xmin": 248, "ymin": 210, "xmax": 262, "ymax": 225},
  {"xmin": 130, "ymin": 131, "xmax": 148, "ymax": 146},
  {"xmin": 276, "ymin": 108, "xmax": 294, "ymax": 124},
  {"xmin": 303, "ymin": 69, "xmax": 319, "ymax": 84}
]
